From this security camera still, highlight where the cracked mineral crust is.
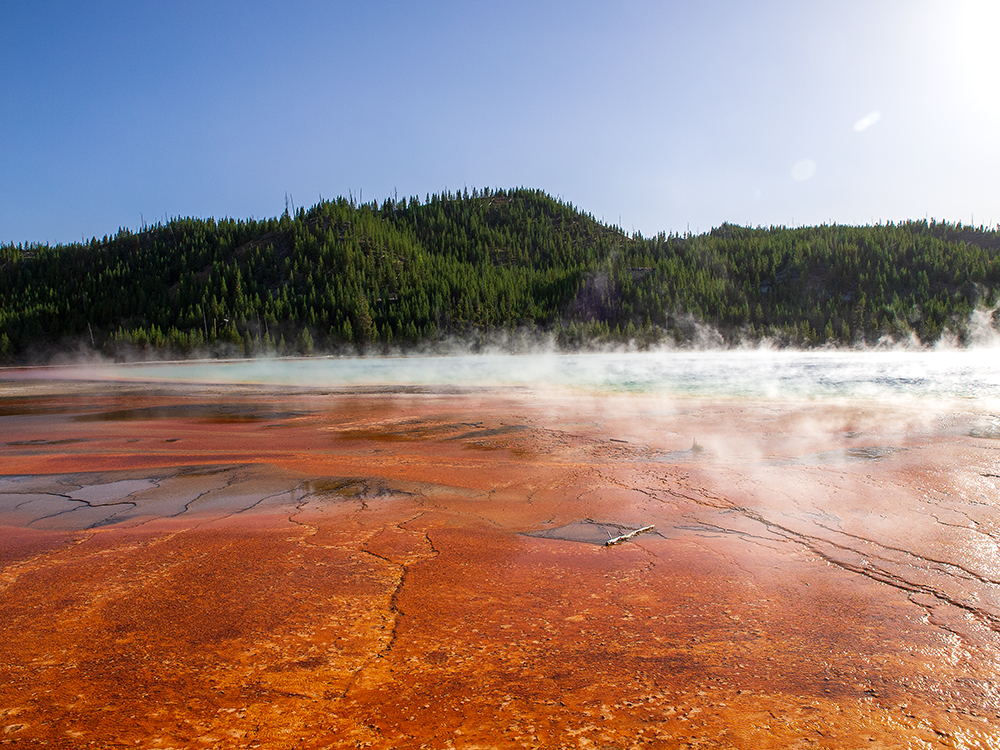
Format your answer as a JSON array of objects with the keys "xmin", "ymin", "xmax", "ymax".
[{"xmin": 1, "ymin": 377, "xmax": 999, "ymax": 748}]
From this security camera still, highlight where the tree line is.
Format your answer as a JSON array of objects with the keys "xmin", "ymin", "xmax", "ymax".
[{"xmin": 2, "ymin": 186, "xmax": 999, "ymax": 360}]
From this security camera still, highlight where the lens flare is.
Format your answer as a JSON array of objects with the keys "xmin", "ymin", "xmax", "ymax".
[
  {"xmin": 791, "ymin": 159, "xmax": 817, "ymax": 181},
  {"xmin": 853, "ymin": 111, "xmax": 882, "ymax": 132}
]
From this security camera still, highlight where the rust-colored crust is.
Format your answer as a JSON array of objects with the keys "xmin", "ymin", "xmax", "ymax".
[{"xmin": 1, "ymin": 380, "xmax": 999, "ymax": 747}]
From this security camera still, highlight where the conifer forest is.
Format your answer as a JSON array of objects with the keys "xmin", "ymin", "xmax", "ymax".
[{"xmin": 2, "ymin": 187, "xmax": 999, "ymax": 360}]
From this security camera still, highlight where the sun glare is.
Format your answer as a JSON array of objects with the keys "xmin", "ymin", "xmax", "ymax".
[{"xmin": 927, "ymin": 0, "xmax": 1000, "ymax": 117}]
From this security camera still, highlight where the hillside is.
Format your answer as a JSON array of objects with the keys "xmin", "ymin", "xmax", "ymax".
[{"xmin": 2, "ymin": 187, "xmax": 999, "ymax": 360}]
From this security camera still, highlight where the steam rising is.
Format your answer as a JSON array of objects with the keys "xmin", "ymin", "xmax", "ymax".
[
  {"xmin": 10, "ymin": 349, "xmax": 1000, "ymax": 407},
  {"xmin": 7, "ymin": 303, "xmax": 1000, "ymax": 409}
]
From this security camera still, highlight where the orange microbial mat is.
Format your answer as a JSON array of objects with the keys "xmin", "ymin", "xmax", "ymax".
[{"xmin": 2, "ymin": 377, "xmax": 1000, "ymax": 748}]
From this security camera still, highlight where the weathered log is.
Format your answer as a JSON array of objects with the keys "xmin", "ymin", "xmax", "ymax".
[{"xmin": 604, "ymin": 524, "xmax": 655, "ymax": 547}]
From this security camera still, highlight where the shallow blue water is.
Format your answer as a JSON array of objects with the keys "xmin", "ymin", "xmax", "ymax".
[{"xmin": 92, "ymin": 349, "xmax": 1000, "ymax": 403}]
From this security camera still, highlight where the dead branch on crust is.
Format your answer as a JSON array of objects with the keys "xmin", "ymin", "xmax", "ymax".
[{"xmin": 604, "ymin": 525, "xmax": 655, "ymax": 547}]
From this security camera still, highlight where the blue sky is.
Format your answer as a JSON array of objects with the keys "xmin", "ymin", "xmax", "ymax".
[{"xmin": 3, "ymin": 0, "xmax": 998, "ymax": 244}]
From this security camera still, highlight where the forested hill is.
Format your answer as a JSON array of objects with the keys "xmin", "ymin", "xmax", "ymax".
[{"xmin": 2, "ymin": 187, "xmax": 1000, "ymax": 360}]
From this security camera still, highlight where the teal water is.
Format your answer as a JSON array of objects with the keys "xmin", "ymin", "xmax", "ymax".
[{"xmin": 35, "ymin": 349, "xmax": 1000, "ymax": 403}]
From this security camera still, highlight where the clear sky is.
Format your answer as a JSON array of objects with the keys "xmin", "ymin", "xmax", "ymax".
[{"xmin": 3, "ymin": 0, "xmax": 998, "ymax": 244}]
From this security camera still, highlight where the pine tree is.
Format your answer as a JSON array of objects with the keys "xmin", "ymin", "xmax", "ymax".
[{"xmin": 297, "ymin": 328, "xmax": 315, "ymax": 355}]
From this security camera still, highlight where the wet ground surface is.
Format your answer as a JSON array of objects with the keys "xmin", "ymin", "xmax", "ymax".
[{"xmin": 2, "ymin": 378, "xmax": 1000, "ymax": 748}]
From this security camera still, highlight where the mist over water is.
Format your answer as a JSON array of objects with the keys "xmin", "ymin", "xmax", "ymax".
[{"xmin": 19, "ymin": 349, "xmax": 1000, "ymax": 404}]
